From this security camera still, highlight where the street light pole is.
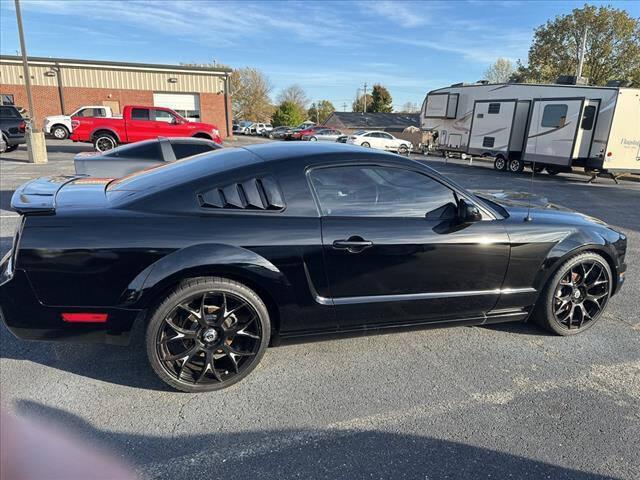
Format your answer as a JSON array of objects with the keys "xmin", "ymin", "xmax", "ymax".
[{"xmin": 14, "ymin": 0, "xmax": 47, "ymax": 163}]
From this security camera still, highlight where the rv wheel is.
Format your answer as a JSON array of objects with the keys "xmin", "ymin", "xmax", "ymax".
[
  {"xmin": 494, "ymin": 156, "xmax": 507, "ymax": 171},
  {"xmin": 508, "ymin": 158, "xmax": 524, "ymax": 173},
  {"xmin": 546, "ymin": 167, "xmax": 560, "ymax": 176}
]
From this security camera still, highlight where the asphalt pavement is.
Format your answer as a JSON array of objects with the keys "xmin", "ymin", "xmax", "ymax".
[{"xmin": 1, "ymin": 138, "xmax": 638, "ymax": 480}]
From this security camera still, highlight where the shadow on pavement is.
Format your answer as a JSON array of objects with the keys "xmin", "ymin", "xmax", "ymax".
[{"xmin": 13, "ymin": 400, "xmax": 618, "ymax": 480}]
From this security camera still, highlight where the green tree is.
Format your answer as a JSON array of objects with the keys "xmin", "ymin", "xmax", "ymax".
[
  {"xmin": 483, "ymin": 58, "xmax": 515, "ymax": 83},
  {"xmin": 271, "ymin": 101, "xmax": 306, "ymax": 127},
  {"xmin": 307, "ymin": 100, "xmax": 335, "ymax": 124},
  {"xmin": 352, "ymin": 93, "xmax": 373, "ymax": 113},
  {"xmin": 516, "ymin": 4, "xmax": 640, "ymax": 86},
  {"xmin": 370, "ymin": 84, "xmax": 393, "ymax": 112}
]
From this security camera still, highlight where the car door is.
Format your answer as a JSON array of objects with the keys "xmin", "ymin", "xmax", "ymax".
[
  {"xmin": 127, "ymin": 107, "xmax": 155, "ymax": 142},
  {"xmin": 153, "ymin": 108, "xmax": 183, "ymax": 138},
  {"xmin": 308, "ymin": 163, "xmax": 510, "ymax": 329}
]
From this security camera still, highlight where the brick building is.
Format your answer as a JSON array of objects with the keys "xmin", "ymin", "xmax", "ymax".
[{"xmin": 0, "ymin": 55, "xmax": 233, "ymax": 136}]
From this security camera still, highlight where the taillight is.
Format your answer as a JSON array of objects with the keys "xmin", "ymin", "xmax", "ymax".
[
  {"xmin": 62, "ymin": 313, "xmax": 108, "ymax": 323},
  {"xmin": 18, "ymin": 121, "xmax": 26, "ymax": 133}
]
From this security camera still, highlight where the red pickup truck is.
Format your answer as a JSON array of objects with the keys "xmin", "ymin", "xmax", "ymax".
[{"xmin": 70, "ymin": 105, "xmax": 222, "ymax": 151}]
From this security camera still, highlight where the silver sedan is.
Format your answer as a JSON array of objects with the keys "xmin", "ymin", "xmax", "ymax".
[{"xmin": 302, "ymin": 128, "xmax": 343, "ymax": 142}]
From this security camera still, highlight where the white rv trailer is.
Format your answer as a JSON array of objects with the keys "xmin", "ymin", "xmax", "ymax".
[{"xmin": 421, "ymin": 82, "xmax": 640, "ymax": 175}]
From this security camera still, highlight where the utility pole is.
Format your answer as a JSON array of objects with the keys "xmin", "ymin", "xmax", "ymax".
[
  {"xmin": 576, "ymin": 28, "xmax": 588, "ymax": 80},
  {"xmin": 363, "ymin": 82, "xmax": 368, "ymax": 113},
  {"xmin": 342, "ymin": 102, "xmax": 347, "ymax": 112},
  {"xmin": 15, "ymin": 0, "xmax": 47, "ymax": 163}
]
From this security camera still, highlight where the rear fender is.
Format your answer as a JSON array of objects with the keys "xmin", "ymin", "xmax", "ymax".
[
  {"xmin": 91, "ymin": 127, "xmax": 120, "ymax": 142},
  {"xmin": 123, "ymin": 243, "xmax": 289, "ymax": 309}
]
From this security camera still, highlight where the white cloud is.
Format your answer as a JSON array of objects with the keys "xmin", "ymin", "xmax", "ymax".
[{"xmin": 362, "ymin": 0, "xmax": 430, "ymax": 27}]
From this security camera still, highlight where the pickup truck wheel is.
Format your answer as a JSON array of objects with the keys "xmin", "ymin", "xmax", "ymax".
[
  {"xmin": 51, "ymin": 125, "xmax": 69, "ymax": 140},
  {"xmin": 94, "ymin": 134, "xmax": 117, "ymax": 152}
]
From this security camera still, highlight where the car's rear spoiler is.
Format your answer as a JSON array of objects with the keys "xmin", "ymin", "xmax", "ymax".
[{"xmin": 10, "ymin": 176, "xmax": 82, "ymax": 215}]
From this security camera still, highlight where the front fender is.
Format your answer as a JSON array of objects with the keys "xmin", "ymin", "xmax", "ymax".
[
  {"xmin": 122, "ymin": 243, "xmax": 289, "ymax": 309},
  {"xmin": 532, "ymin": 228, "xmax": 621, "ymax": 294}
]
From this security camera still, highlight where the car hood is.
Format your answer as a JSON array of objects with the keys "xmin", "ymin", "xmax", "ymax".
[
  {"xmin": 45, "ymin": 114, "xmax": 70, "ymax": 122},
  {"xmin": 473, "ymin": 190, "xmax": 610, "ymax": 227}
]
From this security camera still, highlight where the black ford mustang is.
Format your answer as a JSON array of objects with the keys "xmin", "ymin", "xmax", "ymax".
[{"xmin": 0, "ymin": 143, "xmax": 627, "ymax": 392}]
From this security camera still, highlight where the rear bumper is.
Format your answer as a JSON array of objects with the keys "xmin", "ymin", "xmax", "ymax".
[{"xmin": 0, "ymin": 262, "xmax": 142, "ymax": 346}]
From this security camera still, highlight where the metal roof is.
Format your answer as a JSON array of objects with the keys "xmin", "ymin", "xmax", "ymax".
[
  {"xmin": 0, "ymin": 55, "xmax": 231, "ymax": 75},
  {"xmin": 324, "ymin": 112, "xmax": 420, "ymax": 129}
]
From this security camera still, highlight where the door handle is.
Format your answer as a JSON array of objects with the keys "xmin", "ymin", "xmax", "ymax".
[{"xmin": 332, "ymin": 236, "xmax": 373, "ymax": 253}]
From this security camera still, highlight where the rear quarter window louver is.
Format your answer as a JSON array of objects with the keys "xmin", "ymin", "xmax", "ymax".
[{"xmin": 197, "ymin": 176, "xmax": 285, "ymax": 211}]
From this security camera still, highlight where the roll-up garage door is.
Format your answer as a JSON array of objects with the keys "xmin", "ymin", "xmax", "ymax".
[{"xmin": 153, "ymin": 93, "xmax": 200, "ymax": 121}]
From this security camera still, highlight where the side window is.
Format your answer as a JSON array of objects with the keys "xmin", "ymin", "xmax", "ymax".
[
  {"xmin": 488, "ymin": 103, "xmax": 501, "ymax": 114},
  {"xmin": 94, "ymin": 108, "xmax": 107, "ymax": 118},
  {"xmin": 172, "ymin": 142, "xmax": 216, "ymax": 159},
  {"xmin": 581, "ymin": 105, "xmax": 597, "ymax": 130},
  {"xmin": 309, "ymin": 165, "xmax": 458, "ymax": 219},
  {"xmin": 1, "ymin": 94, "xmax": 15, "ymax": 105},
  {"xmin": 75, "ymin": 108, "xmax": 92, "ymax": 117},
  {"xmin": 381, "ymin": 133, "xmax": 393, "ymax": 140},
  {"xmin": 131, "ymin": 108, "xmax": 151, "ymax": 121},
  {"xmin": 154, "ymin": 109, "xmax": 175, "ymax": 123},
  {"xmin": 541, "ymin": 104, "xmax": 568, "ymax": 128}
]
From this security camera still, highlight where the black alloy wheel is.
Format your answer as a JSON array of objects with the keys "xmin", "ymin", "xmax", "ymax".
[
  {"xmin": 94, "ymin": 134, "xmax": 117, "ymax": 152},
  {"xmin": 146, "ymin": 277, "xmax": 270, "ymax": 392},
  {"xmin": 533, "ymin": 253, "xmax": 612, "ymax": 335}
]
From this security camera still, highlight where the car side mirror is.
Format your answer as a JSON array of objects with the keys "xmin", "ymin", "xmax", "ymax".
[{"xmin": 459, "ymin": 199, "xmax": 482, "ymax": 223}]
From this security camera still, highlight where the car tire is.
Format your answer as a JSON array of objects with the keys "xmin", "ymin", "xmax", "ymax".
[
  {"xmin": 309, "ymin": 136, "xmax": 317, "ymax": 141},
  {"xmin": 494, "ymin": 156, "xmax": 507, "ymax": 171},
  {"xmin": 93, "ymin": 133, "xmax": 117, "ymax": 152},
  {"xmin": 546, "ymin": 167, "xmax": 560, "ymax": 176},
  {"xmin": 51, "ymin": 125, "xmax": 69, "ymax": 140},
  {"xmin": 399, "ymin": 144, "xmax": 409, "ymax": 155},
  {"xmin": 361, "ymin": 142, "xmax": 371, "ymax": 148},
  {"xmin": 532, "ymin": 252, "xmax": 612, "ymax": 336},
  {"xmin": 508, "ymin": 158, "xmax": 524, "ymax": 173},
  {"xmin": 146, "ymin": 276, "xmax": 271, "ymax": 392},
  {"xmin": 268, "ymin": 133, "xmax": 274, "ymax": 139},
  {"xmin": 1, "ymin": 134, "xmax": 10, "ymax": 154}
]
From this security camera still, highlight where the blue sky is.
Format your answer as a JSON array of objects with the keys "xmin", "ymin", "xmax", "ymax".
[{"xmin": 1, "ymin": 0, "xmax": 638, "ymax": 110}]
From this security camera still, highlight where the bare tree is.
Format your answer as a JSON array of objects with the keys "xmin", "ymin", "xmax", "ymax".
[
  {"xmin": 276, "ymin": 84, "xmax": 309, "ymax": 110},
  {"xmin": 399, "ymin": 101, "xmax": 418, "ymax": 113},
  {"xmin": 483, "ymin": 58, "xmax": 515, "ymax": 84},
  {"xmin": 230, "ymin": 67, "xmax": 273, "ymax": 122}
]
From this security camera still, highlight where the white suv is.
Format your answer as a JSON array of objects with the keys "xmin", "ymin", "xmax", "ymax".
[{"xmin": 44, "ymin": 105, "xmax": 114, "ymax": 140}]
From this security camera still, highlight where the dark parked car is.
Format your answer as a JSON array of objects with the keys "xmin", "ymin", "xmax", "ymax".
[
  {"xmin": 1, "ymin": 143, "xmax": 627, "ymax": 392},
  {"xmin": 74, "ymin": 137, "xmax": 222, "ymax": 177},
  {"xmin": 0, "ymin": 105, "xmax": 26, "ymax": 154},
  {"xmin": 267, "ymin": 126, "xmax": 293, "ymax": 139}
]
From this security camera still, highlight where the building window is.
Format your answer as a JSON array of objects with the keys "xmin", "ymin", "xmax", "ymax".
[
  {"xmin": 541, "ymin": 104, "xmax": 568, "ymax": 128},
  {"xmin": 581, "ymin": 105, "xmax": 597, "ymax": 130},
  {"xmin": 1, "ymin": 94, "xmax": 14, "ymax": 105},
  {"xmin": 488, "ymin": 103, "xmax": 501, "ymax": 114},
  {"xmin": 482, "ymin": 137, "xmax": 495, "ymax": 148}
]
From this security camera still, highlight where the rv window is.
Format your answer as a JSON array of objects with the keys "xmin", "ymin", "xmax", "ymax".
[
  {"xmin": 482, "ymin": 137, "xmax": 495, "ymax": 148},
  {"xmin": 488, "ymin": 103, "xmax": 501, "ymax": 114},
  {"xmin": 541, "ymin": 104, "xmax": 568, "ymax": 128},
  {"xmin": 581, "ymin": 105, "xmax": 597, "ymax": 130}
]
